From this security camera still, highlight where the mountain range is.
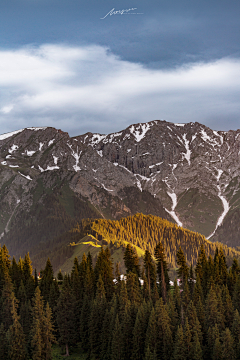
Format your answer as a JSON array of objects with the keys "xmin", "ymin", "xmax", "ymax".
[{"xmin": 1, "ymin": 120, "xmax": 240, "ymax": 269}]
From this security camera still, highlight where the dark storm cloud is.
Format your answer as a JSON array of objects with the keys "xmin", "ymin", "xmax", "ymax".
[{"xmin": 1, "ymin": 0, "xmax": 240, "ymax": 68}]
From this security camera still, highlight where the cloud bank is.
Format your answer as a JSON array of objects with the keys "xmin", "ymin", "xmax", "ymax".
[{"xmin": 0, "ymin": 44, "xmax": 240, "ymax": 136}]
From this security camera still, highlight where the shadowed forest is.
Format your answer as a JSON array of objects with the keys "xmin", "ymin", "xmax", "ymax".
[{"xmin": 0, "ymin": 242, "xmax": 240, "ymax": 359}]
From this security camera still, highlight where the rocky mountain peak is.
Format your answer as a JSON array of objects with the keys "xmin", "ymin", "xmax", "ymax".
[{"xmin": 1, "ymin": 120, "xmax": 240, "ymax": 256}]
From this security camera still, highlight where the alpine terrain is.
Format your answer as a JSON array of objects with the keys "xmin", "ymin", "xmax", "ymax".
[{"xmin": 0, "ymin": 120, "xmax": 240, "ymax": 268}]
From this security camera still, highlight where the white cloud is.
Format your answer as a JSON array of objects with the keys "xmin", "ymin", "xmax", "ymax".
[
  {"xmin": 1, "ymin": 105, "xmax": 14, "ymax": 114},
  {"xmin": 0, "ymin": 43, "xmax": 240, "ymax": 135}
]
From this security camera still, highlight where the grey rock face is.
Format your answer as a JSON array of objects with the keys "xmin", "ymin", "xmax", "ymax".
[{"xmin": 1, "ymin": 120, "xmax": 240, "ymax": 248}]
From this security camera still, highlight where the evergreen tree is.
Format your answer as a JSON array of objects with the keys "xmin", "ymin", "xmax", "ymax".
[
  {"xmin": 44, "ymin": 302, "xmax": 56, "ymax": 360},
  {"xmin": 143, "ymin": 250, "xmax": 156, "ymax": 299},
  {"xmin": 126, "ymin": 271, "xmax": 141, "ymax": 304},
  {"xmin": 0, "ymin": 322, "xmax": 8, "ymax": 359},
  {"xmin": 31, "ymin": 287, "xmax": 45, "ymax": 359},
  {"xmin": 145, "ymin": 307, "xmax": 157, "ymax": 358},
  {"xmin": 155, "ymin": 298, "xmax": 173, "ymax": 360},
  {"xmin": 176, "ymin": 247, "xmax": 189, "ymax": 286},
  {"xmin": 6, "ymin": 295, "xmax": 27, "ymax": 360},
  {"xmin": 111, "ymin": 315, "xmax": 123, "ymax": 360},
  {"xmin": 79, "ymin": 295, "xmax": 92, "ymax": 352},
  {"xmin": 173, "ymin": 325, "xmax": 185, "ymax": 360},
  {"xmin": 1, "ymin": 272, "xmax": 15, "ymax": 330},
  {"xmin": 191, "ymin": 332, "xmax": 202, "ymax": 360},
  {"xmin": 212, "ymin": 336, "xmax": 222, "ymax": 360},
  {"xmin": 89, "ymin": 275, "xmax": 107, "ymax": 358},
  {"xmin": 39, "ymin": 258, "xmax": 55, "ymax": 303},
  {"xmin": 123, "ymin": 244, "xmax": 140, "ymax": 277},
  {"xmin": 56, "ymin": 277, "xmax": 76, "ymax": 356},
  {"xmin": 221, "ymin": 328, "xmax": 236, "ymax": 360},
  {"xmin": 154, "ymin": 242, "xmax": 170, "ymax": 300},
  {"xmin": 94, "ymin": 247, "xmax": 114, "ymax": 300},
  {"xmin": 131, "ymin": 302, "xmax": 149, "ymax": 360},
  {"xmin": 205, "ymin": 285, "xmax": 225, "ymax": 331}
]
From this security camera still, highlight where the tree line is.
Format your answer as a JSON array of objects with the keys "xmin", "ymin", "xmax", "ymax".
[
  {"xmin": 1, "ymin": 241, "xmax": 240, "ymax": 359},
  {"xmin": 71, "ymin": 213, "xmax": 240, "ymax": 267}
]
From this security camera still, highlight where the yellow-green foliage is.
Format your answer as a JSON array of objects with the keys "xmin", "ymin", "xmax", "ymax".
[{"xmin": 75, "ymin": 213, "xmax": 240, "ymax": 267}]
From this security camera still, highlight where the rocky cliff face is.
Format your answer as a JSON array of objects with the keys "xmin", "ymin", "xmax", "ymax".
[{"xmin": 1, "ymin": 120, "xmax": 240, "ymax": 260}]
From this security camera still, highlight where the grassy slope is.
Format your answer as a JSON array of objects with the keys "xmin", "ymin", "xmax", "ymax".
[{"xmin": 58, "ymin": 234, "xmax": 145, "ymax": 275}]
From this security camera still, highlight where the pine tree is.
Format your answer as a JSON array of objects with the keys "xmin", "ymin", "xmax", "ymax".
[
  {"xmin": 94, "ymin": 247, "xmax": 114, "ymax": 300},
  {"xmin": 186, "ymin": 301, "xmax": 202, "ymax": 345},
  {"xmin": 145, "ymin": 307, "xmax": 157, "ymax": 358},
  {"xmin": 31, "ymin": 287, "xmax": 45, "ymax": 359},
  {"xmin": 154, "ymin": 242, "xmax": 170, "ymax": 300},
  {"xmin": 10, "ymin": 256, "xmax": 22, "ymax": 293},
  {"xmin": 222, "ymin": 285, "xmax": 234, "ymax": 328},
  {"xmin": 176, "ymin": 247, "xmax": 189, "ymax": 286},
  {"xmin": 232, "ymin": 310, "xmax": 240, "ymax": 350},
  {"xmin": 126, "ymin": 271, "xmax": 141, "ymax": 304},
  {"xmin": 155, "ymin": 298, "xmax": 173, "ymax": 360},
  {"xmin": 0, "ymin": 322, "xmax": 8, "ymax": 359},
  {"xmin": 23, "ymin": 253, "xmax": 35, "ymax": 300},
  {"xmin": 1, "ymin": 272, "xmax": 15, "ymax": 330},
  {"xmin": 123, "ymin": 244, "xmax": 140, "ymax": 276},
  {"xmin": 221, "ymin": 328, "xmax": 236, "ymax": 360},
  {"xmin": 191, "ymin": 332, "xmax": 202, "ymax": 360},
  {"xmin": 44, "ymin": 302, "xmax": 56, "ymax": 360},
  {"xmin": 89, "ymin": 275, "xmax": 107, "ymax": 358},
  {"xmin": 143, "ymin": 250, "xmax": 156, "ymax": 299},
  {"xmin": 192, "ymin": 274, "xmax": 204, "ymax": 306},
  {"xmin": 31, "ymin": 319, "xmax": 43, "ymax": 360},
  {"xmin": 80, "ymin": 295, "xmax": 92, "ymax": 352},
  {"xmin": 111, "ymin": 315, "xmax": 123, "ymax": 360},
  {"xmin": 183, "ymin": 318, "xmax": 192, "ymax": 360},
  {"xmin": 212, "ymin": 335, "xmax": 222, "ymax": 360},
  {"xmin": 56, "ymin": 277, "xmax": 76, "ymax": 356},
  {"xmin": 6, "ymin": 295, "xmax": 27, "ymax": 360},
  {"xmin": 173, "ymin": 325, "xmax": 185, "ymax": 360},
  {"xmin": 19, "ymin": 299, "xmax": 32, "ymax": 352},
  {"xmin": 122, "ymin": 302, "xmax": 134, "ymax": 359},
  {"xmin": 39, "ymin": 258, "xmax": 55, "ymax": 303},
  {"xmin": 131, "ymin": 302, "xmax": 149, "ymax": 360},
  {"xmin": 233, "ymin": 276, "xmax": 240, "ymax": 313},
  {"xmin": 205, "ymin": 285, "xmax": 225, "ymax": 331}
]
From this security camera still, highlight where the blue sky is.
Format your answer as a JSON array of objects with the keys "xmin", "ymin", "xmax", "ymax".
[{"xmin": 0, "ymin": 0, "xmax": 240, "ymax": 135}]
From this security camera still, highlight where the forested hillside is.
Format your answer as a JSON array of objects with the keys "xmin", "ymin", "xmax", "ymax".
[
  {"xmin": 52, "ymin": 214, "xmax": 240, "ymax": 275},
  {"xmin": 1, "ymin": 242, "xmax": 240, "ymax": 359}
]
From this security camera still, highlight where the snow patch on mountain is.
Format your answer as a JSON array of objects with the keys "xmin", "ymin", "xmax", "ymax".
[
  {"xmin": 165, "ymin": 192, "xmax": 183, "ymax": 227},
  {"xmin": 18, "ymin": 172, "xmax": 32, "ymax": 180},
  {"xmin": 67, "ymin": 144, "xmax": 82, "ymax": 172},
  {"xmin": 0, "ymin": 129, "xmax": 24, "ymax": 141},
  {"xmin": 26, "ymin": 150, "xmax": 36, "ymax": 156},
  {"xmin": 9, "ymin": 145, "xmax": 18, "ymax": 154},
  {"xmin": 129, "ymin": 123, "xmax": 152, "ymax": 142},
  {"xmin": 48, "ymin": 139, "xmax": 55, "ymax": 146},
  {"xmin": 207, "ymin": 185, "xmax": 230, "ymax": 239},
  {"xmin": 182, "ymin": 134, "xmax": 191, "ymax": 165}
]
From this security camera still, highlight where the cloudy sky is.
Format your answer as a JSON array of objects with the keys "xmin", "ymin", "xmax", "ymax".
[{"xmin": 0, "ymin": 0, "xmax": 240, "ymax": 136}]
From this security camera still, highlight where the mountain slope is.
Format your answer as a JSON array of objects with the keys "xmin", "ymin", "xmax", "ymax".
[
  {"xmin": 57, "ymin": 213, "xmax": 240, "ymax": 275},
  {"xmin": 1, "ymin": 120, "xmax": 240, "ymax": 262}
]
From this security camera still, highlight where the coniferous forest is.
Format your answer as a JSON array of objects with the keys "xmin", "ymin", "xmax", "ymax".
[{"xmin": 1, "ymin": 241, "xmax": 240, "ymax": 360}]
